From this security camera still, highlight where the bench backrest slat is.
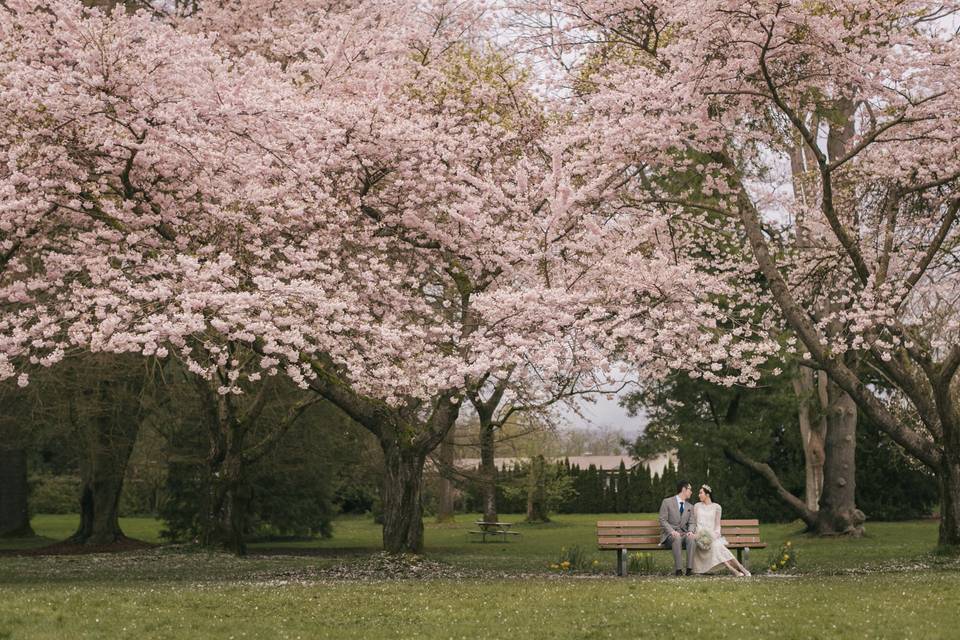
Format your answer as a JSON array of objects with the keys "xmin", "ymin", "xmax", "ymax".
[
  {"xmin": 597, "ymin": 519, "xmax": 760, "ymax": 527},
  {"xmin": 597, "ymin": 536, "xmax": 661, "ymax": 543},
  {"xmin": 597, "ymin": 520, "xmax": 760, "ymax": 532},
  {"xmin": 597, "ymin": 518, "xmax": 763, "ymax": 549}
]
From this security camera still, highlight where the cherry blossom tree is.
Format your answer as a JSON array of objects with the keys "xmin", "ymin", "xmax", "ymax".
[
  {"xmin": 174, "ymin": 0, "xmax": 771, "ymax": 552},
  {"xmin": 515, "ymin": 0, "xmax": 960, "ymax": 544},
  {"xmin": 0, "ymin": 0, "xmax": 321, "ymax": 378},
  {"xmin": 2, "ymin": 0, "xmax": 771, "ymax": 553},
  {"xmin": 0, "ymin": 0, "xmax": 361, "ymax": 542}
]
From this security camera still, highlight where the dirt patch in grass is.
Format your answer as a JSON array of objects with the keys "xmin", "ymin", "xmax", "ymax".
[{"xmin": 0, "ymin": 535, "xmax": 155, "ymax": 557}]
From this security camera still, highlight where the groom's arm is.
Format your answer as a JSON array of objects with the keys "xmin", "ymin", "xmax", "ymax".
[{"xmin": 658, "ymin": 499, "xmax": 676, "ymax": 539}]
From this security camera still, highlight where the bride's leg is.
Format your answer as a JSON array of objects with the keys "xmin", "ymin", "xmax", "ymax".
[
  {"xmin": 723, "ymin": 560, "xmax": 743, "ymax": 576},
  {"xmin": 728, "ymin": 558, "xmax": 750, "ymax": 576}
]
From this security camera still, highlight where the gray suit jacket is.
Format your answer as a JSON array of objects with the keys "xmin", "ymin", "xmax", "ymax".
[{"xmin": 658, "ymin": 496, "xmax": 696, "ymax": 543}]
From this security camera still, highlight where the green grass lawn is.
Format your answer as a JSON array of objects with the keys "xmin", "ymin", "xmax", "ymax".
[
  {"xmin": 1, "ymin": 514, "xmax": 166, "ymax": 551},
  {"xmin": 1, "ymin": 513, "xmax": 956, "ymax": 639},
  {"xmin": 10, "ymin": 512, "xmax": 944, "ymax": 573}
]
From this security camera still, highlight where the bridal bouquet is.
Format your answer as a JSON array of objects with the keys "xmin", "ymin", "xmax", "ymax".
[{"xmin": 695, "ymin": 528, "xmax": 713, "ymax": 551}]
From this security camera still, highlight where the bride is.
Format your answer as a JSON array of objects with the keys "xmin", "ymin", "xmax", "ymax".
[{"xmin": 691, "ymin": 484, "xmax": 751, "ymax": 576}]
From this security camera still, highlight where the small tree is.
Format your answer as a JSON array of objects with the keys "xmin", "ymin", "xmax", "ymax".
[{"xmin": 525, "ymin": 455, "xmax": 550, "ymax": 522}]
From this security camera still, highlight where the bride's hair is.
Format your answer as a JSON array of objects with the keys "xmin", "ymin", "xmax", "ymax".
[{"xmin": 700, "ymin": 484, "xmax": 713, "ymax": 499}]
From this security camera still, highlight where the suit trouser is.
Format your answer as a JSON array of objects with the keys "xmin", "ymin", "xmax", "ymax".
[{"xmin": 661, "ymin": 535, "xmax": 694, "ymax": 571}]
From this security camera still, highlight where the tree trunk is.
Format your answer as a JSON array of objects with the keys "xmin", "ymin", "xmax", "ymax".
[
  {"xmin": 305, "ymin": 359, "xmax": 462, "ymax": 554},
  {"xmin": 815, "ymin": 380, "xmax": 864, "ymax": 536},
  {"xmin": 70, "ymin": 380, "xmax": 140, "ymax": 545},
  {"xmin": 435, "ymin": 432, "xmax": 456, "ymax": 523},
  {"xmin": 203, "ymin": 451, "xmax": 249, "ymax": 556},
  {"xmin": 526, "ymin": 455, "xmax": 549, "ymax": 523},
  {"xmin": 381, "ymin": 436, "xmax": 426, "ymax": 553},
  {"xmin": 793, "ymin": 366, "xmax": 826, "ymax": 512},
  {"xmin": 0, "ymin": 447, "xmax": 33, "ymax": 538},
  {"xmin": 479, "ymin": 417, "xmax": 498, "ymax": 523},
  {"xmin": 72, "ymin": 474, "xmax": 126, "ymax": 545},
  {"xmin": 72, "ymin": 419, "xmax": 139, "ymax": 544},
  {"xmin": 196, "ymin": 376, "xmax": 253, "ymax": 556},
  {"xmin": 938, "ymin": 447, "xmax": 960, "ymax": 548},
  {"xmin": 725, "ymin": 372, "xmax": 862, "ymax": 535}
]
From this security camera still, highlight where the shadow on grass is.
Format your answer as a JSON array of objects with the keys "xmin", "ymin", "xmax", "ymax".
[
  {"xmin": 0, "ymin": 535, "xmax": 156, "ymax": 557},
  {"xmin": 0, "ymin": 535, "xmax": 59, "ymax": 553}
]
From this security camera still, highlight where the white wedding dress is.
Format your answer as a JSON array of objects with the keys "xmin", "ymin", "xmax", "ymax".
[{"xmin": 691, "ymin": 502, "xmax": 735, "ymax": 574}]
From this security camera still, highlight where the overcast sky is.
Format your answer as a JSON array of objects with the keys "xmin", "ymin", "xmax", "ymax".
[{"xmin": 557, "ymin": 392, "xmax": 647, "ymax": 439}]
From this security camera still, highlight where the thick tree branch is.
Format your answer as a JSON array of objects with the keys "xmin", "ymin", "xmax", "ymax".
[
  {"xmin": 418, "ymin": 389, "xmax": 463, "ymax": 452},
  {"xmin": 943, "ymin": 344, "xmax": 960, "ymax": 388},
  {"xmin": 733, "ymin": 170, "xmax": 942, "ymax": 468},
  {"xmin": 236, "ymin": 381, "xmax": 269, "ymax": 429},
  {"xmin": 307, "ymin": 358, "xmax": 382, "ymax": 436},
  {"xmin": 866, "ymin": 344, "xmax": 941, "ymax": 440},
  {"xmin": 724, "ymin": 445, "xmax": 818, "ymax": 528},
  {"xmin": 244, "ymin": 394, "xmax": 323, "ymax": 464},
  {"xmin": 899, "ymin": 198, "xmax": 960, "ymax": 305},
  {"xmin": 756, "ymin": 22, "xmax": 871, "ymax": 285}
]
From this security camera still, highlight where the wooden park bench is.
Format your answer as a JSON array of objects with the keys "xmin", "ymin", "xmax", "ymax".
[{"xmin": 597, "ymin": 519, "xmax": 766, "ymax": 576}]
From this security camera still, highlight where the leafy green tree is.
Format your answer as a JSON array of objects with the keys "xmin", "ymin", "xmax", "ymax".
[
  {"xmin": 158, "ymin": 366, "xmax": 363, "ymax": 553},
  {"xmin": 614, "ymin": 461, "xmax": 630, "ymax": 513}
]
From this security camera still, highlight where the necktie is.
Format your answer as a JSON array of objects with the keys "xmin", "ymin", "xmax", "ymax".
[{"xmin": 679, "ymin": 502, "xmax": 684, "ymax": 515}]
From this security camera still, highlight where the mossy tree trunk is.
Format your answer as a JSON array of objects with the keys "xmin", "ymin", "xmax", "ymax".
[
  {"xmin": 308, "ymin": 360, "xmax": 463, "ymax": 555},
  {"xmin": 0, "ymin": 447, "xmax": 33, "ymax": 538},
  {"xmin": 69, "ymin": 356, "xmax": 145, "ymax": 545}
]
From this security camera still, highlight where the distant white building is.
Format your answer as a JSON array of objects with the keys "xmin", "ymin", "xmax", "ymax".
[{"xmin": 455, "ymin": 451, "xmax": 676, "ymax": 477}]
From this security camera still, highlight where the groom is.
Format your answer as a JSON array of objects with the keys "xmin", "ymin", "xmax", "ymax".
[{"xmin": 658, "ymin": 480, "xmax": 697, "ymax": 576}]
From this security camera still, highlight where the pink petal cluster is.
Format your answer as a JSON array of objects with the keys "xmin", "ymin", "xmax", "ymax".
[{"xmin": 1, "ymin": 0, "xmax": 775, "ymax": 403}]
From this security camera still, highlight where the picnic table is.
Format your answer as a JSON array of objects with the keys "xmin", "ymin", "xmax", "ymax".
[{"xmin": 467, "ymin": 521, "xmax": 521, "ymax": 543}]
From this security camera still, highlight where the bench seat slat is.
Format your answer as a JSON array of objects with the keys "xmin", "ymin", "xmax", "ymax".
[
  {"xmin": 598, "ymin": 529, "xmax": 759, "ymax": 538},
  {"xmin": 598, "ymin": 528, "xmax": 760, "ymax": 535},
  {"xmin": 599, "ymin": 537, "xmax": 765, "ymax": 545},
  {"xmin": 599, "ymin": 545, "xmax": 662, "ymax": 550},
  {"xmin": 726, "ymin": 543, "xmax": 767, "ymax": 548},
  {"xmin": 600, "ymin": 542, "xmax": 767, "ymax": 549}
]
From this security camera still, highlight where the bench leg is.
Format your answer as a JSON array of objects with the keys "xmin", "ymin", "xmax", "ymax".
[
  {"xmin": 736, "ymin": 548, "xmax": 743, "ymax": 564},
  {"xmin": 617, "ymin": 549, "xmax": 627, "ymax": 577}
]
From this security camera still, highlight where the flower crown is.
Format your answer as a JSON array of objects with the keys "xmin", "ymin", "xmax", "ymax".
[{"xmin": 701, "ymin": 484, "xmax": 712, "ymax": 494}]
